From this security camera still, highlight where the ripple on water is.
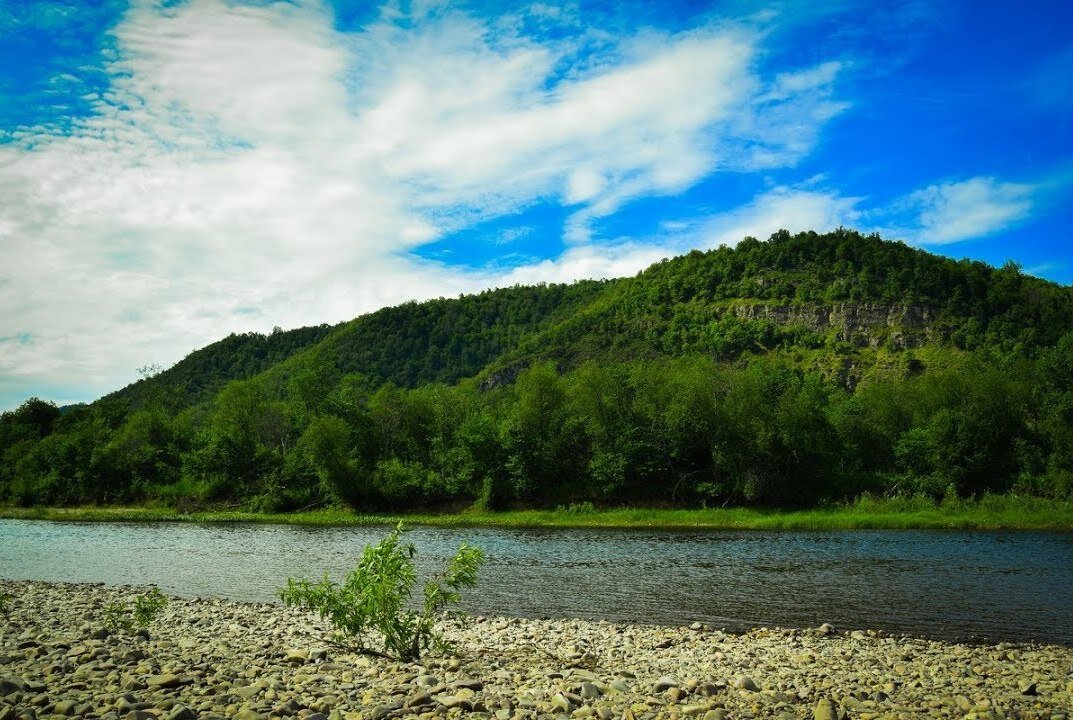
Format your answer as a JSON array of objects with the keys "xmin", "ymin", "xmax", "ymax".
[{"xmin": 1, "ymin": 520, "xmax": 1071, "ymax": 645}]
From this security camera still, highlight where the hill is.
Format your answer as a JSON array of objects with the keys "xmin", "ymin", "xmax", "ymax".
[
  {"xmin": 2, "ymin": 229, "xmax": 1071, "ymax": 512},
  {"xmin": 103, "ymin": 323, "xmax": 338, "ymax": 410},
  {"xmin": 481, "ymin": 229, "xmax": 1071, "ymax": 384}
]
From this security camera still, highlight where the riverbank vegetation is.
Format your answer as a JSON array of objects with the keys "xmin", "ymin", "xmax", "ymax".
[
  {"xmin": 103, "ymin": 587, "xmax": 168, "ymax": 634},
  {"xmin": 279, "ymin": 522, "xmax": 484, "ymax": 660},
  {"xmin": 1, "ymin": 230, "xmax": 1071, "ymax": 519},
  {"xmin": 2, "ymin": 494, "xmax": 1071, "ymax": 530}
]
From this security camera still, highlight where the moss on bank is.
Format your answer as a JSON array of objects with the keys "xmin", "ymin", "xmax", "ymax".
[{"xmin": 1, "ymin": 494, "xmax": 1071, "ymax": 531}]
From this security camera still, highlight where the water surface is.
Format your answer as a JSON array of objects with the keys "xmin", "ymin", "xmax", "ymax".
[{"xmin": 1, "ymin": 520, "xmax": 1070, "ymax": 645}]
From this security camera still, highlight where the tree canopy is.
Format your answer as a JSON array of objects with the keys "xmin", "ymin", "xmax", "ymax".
[{"xmin": 3, "ymin": 229, "xmax": 1071, "ymax": 510}]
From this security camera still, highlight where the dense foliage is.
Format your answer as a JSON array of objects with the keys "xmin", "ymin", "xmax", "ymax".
[
  {"xmin": 105, "ymin": 324, "xmax": 338, "ymax": 411},
  {"xmin": 2, "ymin": 230, "xmax": 1071, "ymax": 510}
]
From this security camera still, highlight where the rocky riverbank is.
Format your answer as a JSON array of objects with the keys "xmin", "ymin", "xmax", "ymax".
[{"xmin": 1, "ymin": 580, "xmax": 1071, "ymax": 720}]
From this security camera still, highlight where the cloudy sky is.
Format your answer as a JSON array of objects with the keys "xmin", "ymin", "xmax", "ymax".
[{"xmin": 1, "ymin": 0, "xmax": 1071, "ymax": 410}]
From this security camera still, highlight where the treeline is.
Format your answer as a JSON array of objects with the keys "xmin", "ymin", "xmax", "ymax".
[
  {"xmin": 301, "ymin": 280, "xmax": 606, "ymax": 388},
  {"xmin": 3, "ymin": 229, "xmax": 1071, "ymax": 511},
  {"xmin": 2, "ymin": 336, "xmax": 1070, "ymax": 510}
]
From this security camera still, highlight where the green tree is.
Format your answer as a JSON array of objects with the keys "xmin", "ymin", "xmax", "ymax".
[
  {"xmin": 502, "ymin": 363, "xmax": 581, "ymax": 503},
  {"xmin": 299, "ymin": 415, "xmax": 367, "ymax": 507}
]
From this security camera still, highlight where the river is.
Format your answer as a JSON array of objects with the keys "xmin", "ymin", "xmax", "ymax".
[{"xmin": 1, "ymin": 520, "xmax": 1070, "ymax": 645}]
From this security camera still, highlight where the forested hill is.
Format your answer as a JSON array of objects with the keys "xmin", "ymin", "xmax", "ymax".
[
  {"xmin": 105, "ymin": 228, "xmax": 1073, "ymax": 411},
  {"xmin": 102, "ymin": 323, "xmax": 337, "ymax": 410},
  {"xmin": 481, "ymin": 230, "xmax": 1073, "ymax": 385},
  {"xmin": 3, "ymin": 229, "xmax": 1072, "ymax": 512}
]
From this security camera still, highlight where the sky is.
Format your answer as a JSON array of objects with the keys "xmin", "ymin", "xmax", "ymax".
[{"xmin": 0, "ymin": 0, "xmax": 1071, "ymax": 410}]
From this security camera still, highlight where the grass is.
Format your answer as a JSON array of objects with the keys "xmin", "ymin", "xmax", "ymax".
[{"xmin": 1, "ymin": 494, "xmax": 1071, "ymax": 531}]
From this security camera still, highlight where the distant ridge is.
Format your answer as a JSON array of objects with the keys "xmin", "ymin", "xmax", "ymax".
[
  {"xmin": 106, "ymin": 228, "xmax": 1072, "ymax": 413},
  {"xmin": 3, "ymin": 228, "xmax": 1071, "ymax": 511}
]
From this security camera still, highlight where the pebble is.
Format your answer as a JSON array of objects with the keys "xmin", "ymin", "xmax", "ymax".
[
  {"xmin": 813, "ymin": 699, "xmax": 837, "ymax": 720},
  {"xmin": 666, "ymin": 687, "xmax": 687, "ymax": 703},
  {"xmin": 1, "ymin": 579, "xmax": 1071, "ymax": 720},
  {"xmin": 437, "ymin": 695, "xmax": 473, "ymax": 711},
  {"xmin": 551, "ymin": 692, "xmax": 574, "ymax": 712},
  {"xmin": 145, "ymin": 674, "xmax": 183, "ymax": 689},
  {"xmin": 370, "ymin": 702, "xmax": 401, "ymax": 719},
  {"xmin": 455, "ymin": 678, "xmax": 484, "ymax": 691},
  {"xmin": 406, "ymin": 690, "xmax": 432, "ymax": 708},
  {"xmin": 284, "ymin": 649, "xmax": 309, "ymax": 664}
]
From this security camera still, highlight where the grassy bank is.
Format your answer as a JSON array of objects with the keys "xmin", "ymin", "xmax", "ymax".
[{"xmin": 1, "ymin": 494, "xmax": 1071, "ymax": 530}]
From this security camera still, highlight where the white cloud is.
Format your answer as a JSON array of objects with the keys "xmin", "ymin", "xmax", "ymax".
[
  {"xmin": 0, "ymin": 0, "xmax": 849, "ymax": 408},
  {"xmin": 894, "ymin": 177, "xmax": 1036, "ymax": 245},
  {"xmin": 565, "ymin": 169, "xmax": 606, "ymax": 204},
  {"xmin": 495, "ymin": 243, "xmax": 671, "ymax": 286},
  {"xmin": 492, "ymin": 186, "xmax": 863, "ymax": 286},
  {"xmin": 691, "ymin": 186, "xmax": 862, "ymax": 248},
  {"xmin": 1024, "ymin": 261, "xmax": 1065, "ymax": 278}
]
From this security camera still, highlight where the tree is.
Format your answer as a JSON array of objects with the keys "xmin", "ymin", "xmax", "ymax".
[
  {"xmin": 502, "ymin": 363, "xmax": 581, "ymax": 503},
  {"xmin": 300, "ymin": 415, "xmax": 368, "ymax": 507}
]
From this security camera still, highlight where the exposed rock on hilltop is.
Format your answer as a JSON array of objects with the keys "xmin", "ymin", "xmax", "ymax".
[{"xmin": 730, "ymin": 304, "xmax": 938, "ymax": 347}]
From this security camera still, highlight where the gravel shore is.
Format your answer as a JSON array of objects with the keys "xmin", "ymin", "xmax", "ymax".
[{"xmin": 1, "ymin": 580, "xmax": 1071, "ymax": 720}]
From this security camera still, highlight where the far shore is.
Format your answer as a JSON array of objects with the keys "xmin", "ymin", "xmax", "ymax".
[{"xmin": 2, "ymin": 494, "xmax": 1072, "ymax": 531}]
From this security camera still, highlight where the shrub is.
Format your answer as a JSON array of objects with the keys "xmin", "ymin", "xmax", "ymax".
[
  {"xmin": 278, "ymin": 522, "xmax": 483, "ymax": 661},
  {"xmin": 558, "ymin": 501, "xmax": 596, "ymax": 515},
  {"xmin": 103, "ymin": 587, "xmax": 168, "ymax": 632}
]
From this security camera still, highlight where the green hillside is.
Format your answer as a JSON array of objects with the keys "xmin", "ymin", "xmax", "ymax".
[
  {"xmin": 483, "ymin": 229, "xmax": 1071, "ymax": 383},
  {"xmin": 103, "ymin": 323, "xmax": 337, "ymax": 410},
  {"xmin": 269, "ymin": 280, "xmax": 606, "ymax": 390},
  {"xmin": 2, "ymin": 229, "xmax": 1071, "ymax": 512}
]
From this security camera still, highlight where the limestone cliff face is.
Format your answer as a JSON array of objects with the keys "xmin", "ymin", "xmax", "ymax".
[
  {"xmin": 730, "ymin": 303, "xmax": 932, "ymax": 332},
  {"xmin": 730, "ymin": 303, "xmax": 942, "ymax": 349},
  {"xmin": 479, "ymin": 303, "xmax": 945, "ymax": 389}
]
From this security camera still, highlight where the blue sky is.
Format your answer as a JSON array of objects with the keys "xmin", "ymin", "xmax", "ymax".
[{"xmin": 0, "ymin": 0, "xmax": 1071, "ymax": 410}]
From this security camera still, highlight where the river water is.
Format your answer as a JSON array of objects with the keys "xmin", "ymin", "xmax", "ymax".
[{"xmin": 1, "ymin": 520, "xmax": 1070, "ymax": 645}]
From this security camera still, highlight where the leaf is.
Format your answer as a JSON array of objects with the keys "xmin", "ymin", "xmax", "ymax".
[{"xmin": 276, "ymin": 523, "xmax": 483, "ymax": 660}]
